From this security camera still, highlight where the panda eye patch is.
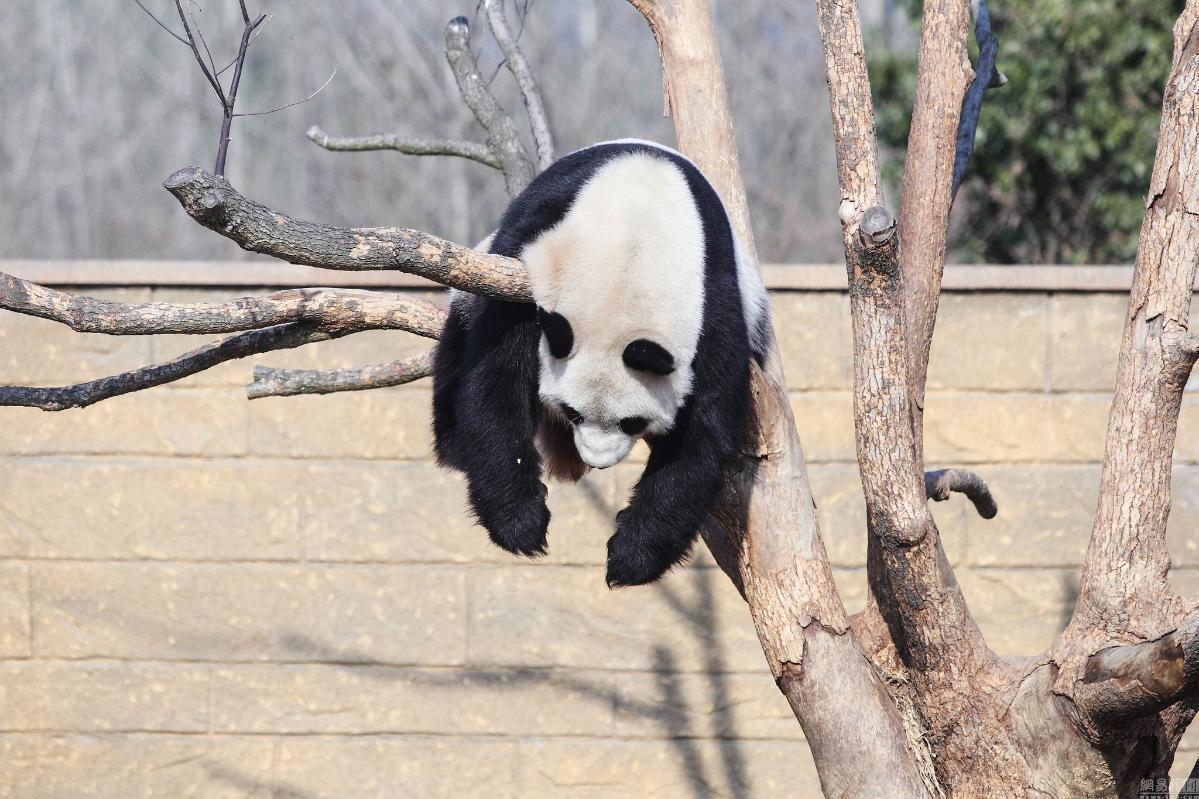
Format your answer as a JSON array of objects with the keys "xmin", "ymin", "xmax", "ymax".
[
  {"xmin": 619, "ymin": 417, "xmax": 648, "ymax": 436},
  {"xmin": 622, "ymin": 339, "xmax": 675, "ymax": 375},
  {"xmin": 537, "ymin": 306, "xmax": 574, "ymax": 359},
  {"xmin": 561, "ymin": 403, "xmax": 584, "ymax": 425}
]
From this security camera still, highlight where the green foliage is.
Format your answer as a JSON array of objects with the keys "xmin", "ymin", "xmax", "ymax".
[{"xmin": 871, "ymin": 1, "xmax": 1184, "ymax": 264}]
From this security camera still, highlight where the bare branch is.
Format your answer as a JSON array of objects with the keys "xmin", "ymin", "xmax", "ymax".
[
  {"xmin": 131, "ymin": 0, "xmax": 188, "ymax": 45},
  {"xmin": 247, "ymin": 350, "xmax": 434, "ymax": 399},
  {"xmin": 306, "ymin": 126, "xmax": 501, "ymax": 169},
  {"xmin": 161, "ymin": 166, "xmax": 530, "ymax": 301},
  {"xmin": 483, "ymin": 0, "xmax": 555, "ymax": 170},
  {"xmin": 444, "ymin": 16, "xmax": 536, "ymax": 196},
  {"xmin": 1067, "ymin": 5, "xmax": 1199, "ymax": 643},
  {"xmin": 234, "ymin": 69, "xmax": 335, "ymax": 118},
  {"xmin": 1, "ymin": 272, "xmax": 447, "ymax": 338},
  {"xmin": 625, "ymin": 0, "xmax": 757, "ymax": 266},
  {"xmin": 0, "ymin": 322, "xmax": 342, "ymax": 412},
  {"xmin": 924, "ymin": 468, "xmax": 998, "ymax": 519},
  {"xmin": 1077, "ymin": 615, "xmax": 1199, "ymax": 723},
  {"xmin": 213, "ymin": 10, "xmax": 267, "ymax": 174},
  {"xmin": 174, "ymin": 0, "xmax": 227, "ymax": 105},
  {"xmin": 898, "ymin": 0, "xmax": 973, "ymax": 468}
]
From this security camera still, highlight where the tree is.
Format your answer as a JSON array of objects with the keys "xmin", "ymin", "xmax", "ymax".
[
  {"xmin": 3, "ymin": 0, "xmax": 1199, "ymax": 795},
  {"xmin": 874, "ymin": 0, "xmax": 1187, "ymax": 265}
]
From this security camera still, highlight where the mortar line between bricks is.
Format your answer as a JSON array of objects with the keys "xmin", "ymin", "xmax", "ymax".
[
  {"xmin": 25, "ymin": 566, "xmax": 33, "ymax": 658},
  {"xmin": 1045, "ymin": 292, "xmax": 1056, "ymax": 396}
]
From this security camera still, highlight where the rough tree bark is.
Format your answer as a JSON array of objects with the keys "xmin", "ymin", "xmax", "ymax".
[{"xmin": 4, "ymin": 2, "xmax": 1199, "ymax": 796}]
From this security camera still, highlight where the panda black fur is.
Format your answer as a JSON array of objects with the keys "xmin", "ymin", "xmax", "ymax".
[{"xmin": 432, "ymin": 140, "xmax": 770, "ymax": 587}]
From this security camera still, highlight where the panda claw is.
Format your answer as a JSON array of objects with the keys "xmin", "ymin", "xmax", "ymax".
[{"xmin": 481, "ymin": 490, "xmax": 551, "ymax": 558}]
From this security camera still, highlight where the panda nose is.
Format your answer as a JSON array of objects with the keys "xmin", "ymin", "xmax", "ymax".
[{"xmin": 573, "ymin": 424, "xmax": 635, "ymax": 469}]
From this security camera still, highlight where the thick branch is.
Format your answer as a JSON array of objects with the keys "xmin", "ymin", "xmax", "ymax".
[
  {"xmin": 444, "ymin": 16, "xmax": 536, "ymax": 196},
  {"xmin": 1077, "ymin": 615, "xmax": 1199, "ymax": 723},
  {"xmin": 817, "ymin": 3, "xmax": 1009, "ymax": 784},
  {"xmin": 898, "ymin": 0, "xmax": 973, "ymax": 468},
  {"xmin": 627, "ymin": 1, "xmax": 931, "ymax": 794},
  {"xmin": 306, "ymin": 126, "xmax": 501, "ymax": 169},
  {"xmin": 924, "ymin": 468, "xmax": 998, "ymax": 519},
  {"xmin": 483, "ymin": 0, "xmax": 555, "ymax": 171},
  {"xmin": 1, "ymin": 273, "xmax": 447, "ymax": 338},
  {"xmin": 247, "ymin": 350, "xmax": 433, "ymax": 399},
  {"xmin": 1069, "ymin": 4, "xmax": 1199, "ymax": 640},
  {"xmin": 0, "ymin": 322, "xmax": 342, "ymax": 411},
  {"xmin": 162, "ymin": 166, "xmax": 530, "ymax": 301}
]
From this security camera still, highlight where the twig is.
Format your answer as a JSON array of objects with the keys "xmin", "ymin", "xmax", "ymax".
[
  {"xmin": 174, "ymin": 0, "xmax": 227, "ymax": 105},
  {"xmin": 234, "ymin": 70, "xmax": 336, "ymax": 117},
  {"xmin": 951, "ymin": 0, "xmax": 1004, "ymax": 199},
  {"xmin": 483, "ymin": 0, "xmax": 555, "ymax": 170},
  {"xmin": 214, "ymin": 10, "xmax": 267, "ymax": 174},
  {"xmin": 0, "ymin": 323, "xmax": 341, "ymax": 412},
  {"xmin": 247, "ymin": 350, "xmax": 434, "ymax": 399},
  {"xmin": 306, "ymin": 126, "xmax": 501, "ymax": 169},
  {"xmin": 131, "ymin": 0, "xmax": 188, "ymax": 45},
  {"xmin": 162, "ymin": 166, "xmax": 531, "ymax": 301},
  {"xmin": 924, "ymin": 468, "xmax": 998, "ymax": 519}
]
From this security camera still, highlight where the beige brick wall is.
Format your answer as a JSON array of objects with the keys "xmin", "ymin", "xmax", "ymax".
[{"xmin": 2, "ymin": 279, "xmax": 1198, "ymax": 796}]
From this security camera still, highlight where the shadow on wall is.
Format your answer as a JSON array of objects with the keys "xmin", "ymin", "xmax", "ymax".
[{"xmin": 266, "ymin": 567, "xmax": 752, "ymax": 799}]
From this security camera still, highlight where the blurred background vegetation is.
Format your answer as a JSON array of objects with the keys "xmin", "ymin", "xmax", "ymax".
[
  {"xmin": 0, "ymin": 0, "xmax": 1181, "ymax": 264},
  {"xmin": 872, "ymin": 0, "xmax": 1184, "ymax": 264}
]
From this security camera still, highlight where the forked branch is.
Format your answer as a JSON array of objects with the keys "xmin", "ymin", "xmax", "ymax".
[{"xmin": 483, "ymin": 0, "xmax": 555, "ymax": 170}]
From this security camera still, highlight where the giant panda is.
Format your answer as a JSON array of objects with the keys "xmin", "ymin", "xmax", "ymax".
[{"xmin": 432, "ymin": 140, "xmax": 771, "ymax": 587}]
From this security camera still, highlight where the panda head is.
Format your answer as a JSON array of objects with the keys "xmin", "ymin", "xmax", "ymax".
[{"xmin": 537, "ymin": 305, "xmax": 686, "ymax": 469}]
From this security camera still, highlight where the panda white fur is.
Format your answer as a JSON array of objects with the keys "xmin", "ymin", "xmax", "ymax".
[{"xmin": 432, "ymin": 140, "xmax": 770, "ymax": 587}]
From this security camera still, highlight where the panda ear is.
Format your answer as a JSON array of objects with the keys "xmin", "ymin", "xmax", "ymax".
[
  {"xmin": 537, "ymin": 306, "xmax": 574, "ymax": 359},
  {"xmin": 623, "ymin": 339, "xmax": 675, "ymax": 375}
]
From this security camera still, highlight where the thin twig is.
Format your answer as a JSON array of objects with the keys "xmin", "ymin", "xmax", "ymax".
[
  {"xmin": 247, "ymin": 350, "xmax": 435, "ymax": 399},
  {"xmin": 174, "ymin": 0, "xmax": 227, "ymax": 104},
  {"xmin": 234, "ymin": 70, "xmax": 336, "ymax": 117},
  {"xmin": 306, "ymin": 126, "xmax": 501, "ymax": 168},
  {"xmin": 483, "ymin": 0, "xmax": 555, "ymax": 169},
  {"xmin": 131, "ymin": 0, "xmax": 188, "ymax": 44}
]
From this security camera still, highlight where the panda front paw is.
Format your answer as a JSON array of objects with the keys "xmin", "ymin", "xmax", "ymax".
[
  {"xmin": 477, "ymin": 481, "xmax": 551, "ymax": 557},
  {"xmin": 605, "ymin": 508, "xmax": 689, "ymax": 588}
]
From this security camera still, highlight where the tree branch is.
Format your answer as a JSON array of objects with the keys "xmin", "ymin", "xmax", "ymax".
[
  {"xmin": 1, "ymin": 272, "xmax": 447, "ymax": 338},
  {"xmin": 924, "ymin": 468, "xmax": 998, "ymax": 519},
  {"xmin": 247, "ymin": 350, "xmax": 434, "ymax": 399},
  {"xmin": 306, "ymin": 126, "xmax": 501, "ymax": 169},
  {"xmin": 625, "ymin": 1, "xmax": 933, "ymax": 795},
  {"xmin": 483, "ymin": 0, "xmax": 555, "ymax": 171},
  {"xmin": 0, "ymin": 322, "xmax": 344, "ymax": 411},
  {"xmin": 1066, "ymin": 3, "xmax": 1199, "ymax": 649},
  {"xmin": 444, "ymin": 16, "xmax": 536, "ymax": 196},
  {"xmin": 161, "ymin": 166, "xmax": 530, "ymax": 301},
  {"xmin": 897, "ymin": 0, "xmax": 973, "ymax": 468},
  {"xmin": 625, "ymin": 0, "xmax": 758, "ymax": 267},
  {"xmin": 1077, "ymin": 615, "xmax": 1199, "ymax": 723}
]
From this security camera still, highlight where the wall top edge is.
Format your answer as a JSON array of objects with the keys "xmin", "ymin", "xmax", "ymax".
[{"xmin": 0, "ymin": 260, "xmax": 1174, "ymax": 293}]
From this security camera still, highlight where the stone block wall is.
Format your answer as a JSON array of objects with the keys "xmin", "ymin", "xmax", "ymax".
[{"xmin": 0, "ymin": 263, "xmax": 1197, "ymax": 796}]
